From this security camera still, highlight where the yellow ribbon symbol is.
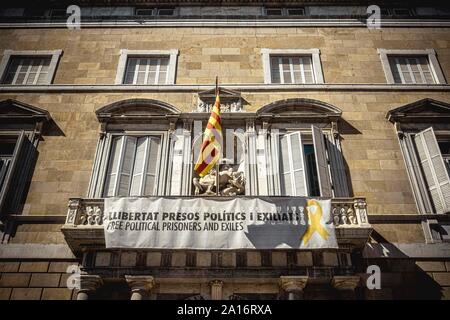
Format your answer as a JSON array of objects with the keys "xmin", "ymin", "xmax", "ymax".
[{"xmin": 302, "ymin": 199, "xmax": 329, "ymax": 245}]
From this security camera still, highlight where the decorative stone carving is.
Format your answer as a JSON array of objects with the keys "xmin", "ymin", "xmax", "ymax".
[
  {"xmin": 79, "ymin": 206, "xmax": 104, "ymax": 226},
  {"xmin": 279, "ymin": 276, "xmax": 308, "ymax": 300},
  {"xmin": 331, "ymin": 276, "xmax": 360, "ymax": 291},
  {"xmin": 77, "ymin": 275, "xmax": 104, "ymax": 300},
  {"xmin": 194, "ymin": 88, "xmax": 244, "ymax": 112},
  {"xmin": 193, "ymin": 164, "xmax": 245, "ymax": 196},
  {"xmin": 125, "ymin": 275, "xmax": 156, "ymax": 300}
]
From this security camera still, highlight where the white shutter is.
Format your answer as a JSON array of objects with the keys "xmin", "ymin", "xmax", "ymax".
[
  {"xmin": 103, "ymin": 136, "xmax": 124, "ymax": 197},
  {"xmin": 117, "ymin": 136, "xmax": 137, "ymax": 196},
  {"xmin": 129, "ymin": 137, "xmax": 148, "ymax": 196},
  {"xmin": 279, "ymin": 132, "xmax": 307, "ymax": 196},
  {"xmin": 144, "ymin": 137, "xmax": 161, "ymax": 196},
  {"xmin": 414, "ymin": 127, "xmax": 450, "ymax": 213},
  {"xmin": 256, "ymin": 127, "xmax": 269, "ymax": 196},
  {"xmin": 312, "ymin": 125, "xmax": 332, "ymax": 197}
]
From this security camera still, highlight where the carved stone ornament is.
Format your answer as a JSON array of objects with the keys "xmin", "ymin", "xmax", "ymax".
[
  {"xmin": 193, "ymin": 163, "xmax": 245, "ymax": 196},
  {"xmin": 194, "ymin": 87, "xmax": 244, "ymax": 113}
]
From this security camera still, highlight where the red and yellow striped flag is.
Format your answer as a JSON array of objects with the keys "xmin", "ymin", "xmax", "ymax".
[{"xmin": 194, "ymin": 92, "xmax": 222, "ymax": 177}]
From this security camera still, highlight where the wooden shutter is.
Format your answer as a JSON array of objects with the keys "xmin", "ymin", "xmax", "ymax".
[
  {"xmin": 279, "ymin": 132, "xmax": 307, "ymax": 196},
  {"xmin": 0, "ymin": 131, "xmax": 26, "ymax": 214},
  {"xmin": 325, "ymin": 132, "xmax": 350, "ymax": 198},
  {"xmin": 144, "ymin": 137, "xmax": 161, "ymax": 195},
  {"xmin": 414, "ymin": 127, "xmax": 450, "ymax": 213},
  {"xmin": 103, "ymin": 136, "xmax": 124, "ymax": 197},
  {"xmin": 312, "ymin": 125, "xmax": 332, "ymax": 197},
  {"xmin": 129, "ymin": 137, "xmax": 148, "ymax": 196}
]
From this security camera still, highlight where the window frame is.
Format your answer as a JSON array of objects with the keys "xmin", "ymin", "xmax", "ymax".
[
  {"xmin": 103, "ymin": 134, "xmax": 163, "ymax": 197},
  {"xmin": 115, "ymin": 49, "xmax": 179, "ymax": 85},
  {"xmin": 0, "ymin": 50, "xmax": 62, "ymax": 85},
  {"xmin": 378, "ymin": 49, "xmax": 446, "ymax": 84},
  {"xmin": 261, "ymin": 49, "xmax": 324, "ymax": 84},
  {"xmin": 97, "ymin": 131, "xmax": 168, "ymax": 198}
]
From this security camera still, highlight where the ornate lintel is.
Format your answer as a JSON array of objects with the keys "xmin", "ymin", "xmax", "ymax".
[
  {"xmin": 279, "ymin": 276, "xmax": 308, "ymax": 292},
  {"xmin": 125, "ymin": 275, "xmax": 156, "ymax": 293},
  {"xmin": 331, "ymin": 276, "xmax": 360, "ymax": 291}
]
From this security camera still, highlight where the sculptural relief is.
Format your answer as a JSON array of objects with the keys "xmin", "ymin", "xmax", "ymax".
[{"xmin": 193, "ymin": 164, "xmax": 245, "ymax": 196}]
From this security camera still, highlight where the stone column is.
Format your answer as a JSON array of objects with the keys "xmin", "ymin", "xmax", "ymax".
[
  {"xmin": 209, "ymin": 280, "xmax": 224, "ymax": 300},
  {"xmin": 125, "ymin": 275, "xmax": 155, "ymax": 300},
  {"xmin": 331, "ymin": 276, "xmax": 360, "ymax": 300},
  {"xmin": 76, "ymin": 275, "xmax": 103, "ymax": 300},
  {"xmin": 279, "ymin": 276, "xmax": 308, "ymax": 300}
]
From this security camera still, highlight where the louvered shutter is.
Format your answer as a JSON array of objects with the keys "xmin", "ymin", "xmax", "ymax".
[
  {"xmin": 0, "ymin": 131, "xmax": 26, "ymax": 213},
  {"xmin": 129, "ymin": 137, "xmax": 147, "ymax": 196},
  {"xmin": 144, "ymin": 137, "xmax": 161, "ymax": 196},
  {"xmin": 312, "ymin": 126, "xmax": 332, "ymax": 197},
  {"xmin": 414, "ymin": 127, "xmax": 450, "ymax": 213},
  {"xmin": 325, "ymin": 132, "xmax": 350, "ymax": 197},
  {"xmin": 279, "ymin": 132, "xmax": 307, "ymax": 196}
]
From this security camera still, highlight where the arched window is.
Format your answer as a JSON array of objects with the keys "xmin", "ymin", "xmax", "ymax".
[{"xmin": 88, "ymin": 99, "xmax": 180, "ymax": 198}]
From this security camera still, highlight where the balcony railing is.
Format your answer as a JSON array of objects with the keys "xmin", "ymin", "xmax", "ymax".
[{"xmin": 62, "ymin": 197, "xmax": 372, "ymax": 252}]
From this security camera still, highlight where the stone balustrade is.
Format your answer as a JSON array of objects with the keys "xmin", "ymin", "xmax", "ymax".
[{"xmin": 62, "ymin": 197, "xmax": 372, "ymax": 252}]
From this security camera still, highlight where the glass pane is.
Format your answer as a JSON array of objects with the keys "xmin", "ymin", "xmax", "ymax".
[
  {"xmin": 402, "ymin": 71, "xmax": 413, "ymax": 84},
  {"xmin": 147, "ymin": 71, "xmax": 157, "ymax": 85},
  {"xmin": 36, "ymin": 72, "xmax": 48, "ymax": 84},
  {"xmin": 304, "ymin": 71, "xmax": 314, "ymax": 84},
  {"xmin": 138, "ymin": 59, "xmax": 148, "ymax": 72},
  {"xmin": 389, "ymin": 58, "xmax": 402, "ymax": 83},
  {"xmin": 157, "ymin": 71, "xmax": 167, "ymax": 84},
  {"xmin": 149, "ymin": 59, "xmax": 158, "ymax": 72},
  {"xmin": 413, "ymin": 72, "xmax": 423, "ymax": 84},
  {"xmin": 270, "ymin": 57, "xmax": 281, "ymax": 83},
  {"xmin": 15, "ymin": 72, "xmax": 26, "ymax": 85},
  {"xmin": 123, "ymin": 72, "xmax": 135, "ymax": 84},
  {"xmin": 136, "ymin": 72, "xmax": 146, "ymax": 84},
  {"xmin": 26, "ymin": 73, "xmax": 37, "ymax": 84}
]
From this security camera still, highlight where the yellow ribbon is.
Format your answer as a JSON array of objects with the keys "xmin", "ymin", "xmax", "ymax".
[{"xmin": 302, "ymin": 199, "xmax": 329, "ymax": 245}]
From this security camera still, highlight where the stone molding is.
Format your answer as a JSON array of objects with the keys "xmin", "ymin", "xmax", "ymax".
[
  {"xmin": 279, "ymin": 276, "xmax": 308, "ymax": 292},
  {"xmin": 331, "ymin": 276, "xmax": 360, "ymax": 291}
]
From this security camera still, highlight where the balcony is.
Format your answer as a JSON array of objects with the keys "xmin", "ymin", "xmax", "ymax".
[{"xmin": 62, "ymin": 197, "xmax": 373, "ymax": 253}]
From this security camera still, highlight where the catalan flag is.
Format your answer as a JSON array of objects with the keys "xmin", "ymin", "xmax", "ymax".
[{"xmin": 194, "ymin": 86, "xmax": 222, "ymax": 177}]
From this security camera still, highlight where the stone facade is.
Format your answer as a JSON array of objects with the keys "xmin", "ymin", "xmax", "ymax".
[{"xmin": 0, "ymin": 1, "xmax": 449, "ymax": 300}]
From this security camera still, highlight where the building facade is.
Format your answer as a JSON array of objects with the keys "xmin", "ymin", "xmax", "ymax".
[{"xmin": 0, "ymin": 0, "xmax": 449, "ymax": 300}]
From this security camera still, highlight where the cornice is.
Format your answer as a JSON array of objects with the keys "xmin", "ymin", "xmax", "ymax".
[
  {"xmin": 0, "ymin": 83, "xmax": 449, "ymax": 93},
  {"xmin": 1, "ymin": 19, "xmax": 450, "ymax": 28}
]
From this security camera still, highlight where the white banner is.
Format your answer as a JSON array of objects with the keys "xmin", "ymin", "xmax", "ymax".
[{"xmin": 104, "ymin": 197, "xmax": 337, "ymax": 249}]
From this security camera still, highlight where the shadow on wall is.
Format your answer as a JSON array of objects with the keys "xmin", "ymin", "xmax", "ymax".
[
  {"xmin": 339, "ymin": 118, "xmax": 362, "ymax": 198},
  {"xmin": 359, "ymin": 231, "xmax": 443, "ymax": 299}
]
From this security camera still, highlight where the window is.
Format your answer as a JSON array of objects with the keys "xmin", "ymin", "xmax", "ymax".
[
  {"xmin": 0, "ymin": 50, "xmax": 62, "ymax": 85},
  {"xmin": 0, "ymin": 99, "xmax": 49, "ymax": 215},
  {"xmin": 115, "ymin": 49, "xmax": 178, "ymax": 85},
  {"xmin": 279, "ymin": 126, "xmax": 332, "ymax": 197},
  {"xmin": 123, "ymin": 57, "xmax": 170, "ymax": 85},
  {"xmin": 265, "ymin": 8, "xmax": 283, "ymax": 16},
  {"xmin": 388, "ymin": 56, "xmax": 436, "ymax": 84},
  {"xmin": 378, "ymin": 49, "xmax": 446, "ymax": 85},
  {"xmin": 88, "ymin": 99, "xmax": 178, "ymax": 199},
  {"xmin": 103, "ymin": 135, "xmax": 161, "ymax": 197},
  {"xmin": 264, "ymin": 7, "xmax": 305, "ymax": 16},
  {"xmin": 286, "ymin": 8, "xmax": 305, "ymax": 16},
  {"xmin": 2, "ymin": 57, "xmax": 51, "ymax": 85},
  {"xmin": 261, "ymin": 49, "xmax": 324, "ymax": 84},
  {"xmin": 134, "ymin": 7, "xmax": 175, "ymax": 16},
  {"xmin": 157, "ymin": 8, "xmax": 175, "ymax": 16},
  {"xmin": 270, "ymin": 56, "xmax": 315, "ymax": 84},
  {"xmin": 135, "ymin": 8, "xmax": 154, "ymax": 16},
  {"xmin": 381, "ymin": 8, "xmax": 415, "ymax": 16}
]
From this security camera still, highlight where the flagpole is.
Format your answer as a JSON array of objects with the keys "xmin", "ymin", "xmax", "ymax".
[{"xmin": 215, "ymin": 76, "xmax": 220, "ymax": 196}]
